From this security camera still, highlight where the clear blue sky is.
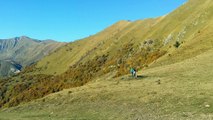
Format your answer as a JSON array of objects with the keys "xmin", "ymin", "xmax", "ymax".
[{"xmin": 0, "ymin": 0, "xmax": 187, "ymax": 42}]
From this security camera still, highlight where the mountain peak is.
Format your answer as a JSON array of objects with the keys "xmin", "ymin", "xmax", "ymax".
[
  {"xmin": 20, "ymin": 36, "xmax": 30, "ymax": 39},
  {"xmin": 11, "ymin": 36, "xmax": 30, "ymax": 42}
]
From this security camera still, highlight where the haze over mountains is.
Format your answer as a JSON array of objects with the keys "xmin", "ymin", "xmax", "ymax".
[
  {"xmin": 0, "ymin": 0, "xmax": 212, "ymax": 119},
  {"xmin": 0, "ymin": 36, "xmax": 65, "ymax": 77}
]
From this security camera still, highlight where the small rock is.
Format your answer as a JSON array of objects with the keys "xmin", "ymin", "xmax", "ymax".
[{"xmin": 205, "ymin": 104, "xmax": 210, "ymax": 108}]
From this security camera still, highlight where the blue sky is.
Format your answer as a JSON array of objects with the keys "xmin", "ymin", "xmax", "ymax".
[{"xmin": 0, "ymin": 0, "xmax": 187, "ymax": 42}]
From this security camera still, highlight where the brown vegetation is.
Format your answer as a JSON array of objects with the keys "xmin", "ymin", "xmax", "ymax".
[{"xmin": 0, "ymin": 40, "xmax": 167, "ymax": 108}]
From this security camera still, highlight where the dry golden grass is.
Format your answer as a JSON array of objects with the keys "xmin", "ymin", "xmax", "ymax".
[{"xmin": 0, "ymin": 48, "xmax": 212, "ymax": 120}]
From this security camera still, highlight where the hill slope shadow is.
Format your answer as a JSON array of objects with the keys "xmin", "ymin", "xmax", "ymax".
[{"xmin": 120, "ymin": 75, "xmax": 148, "ymax": 81}]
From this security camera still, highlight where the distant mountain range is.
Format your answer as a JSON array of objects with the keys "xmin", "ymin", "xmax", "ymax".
[
  {"xmin": 0, "ymin": 60, "xmax": 22, "ymax": 77},
  {"xmin": 0, "ymin": 36, "xmax": 65, "ymax": 77}
]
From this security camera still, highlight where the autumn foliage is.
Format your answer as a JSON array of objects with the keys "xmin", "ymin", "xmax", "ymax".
[{"xmin": 0, "ymin": 42, "xmax": 166, "ymax": 108}]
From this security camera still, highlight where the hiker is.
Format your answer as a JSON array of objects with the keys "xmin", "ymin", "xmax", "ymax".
[
  {"xmin": 130, "ymin": 67, "xmax": 137, "ymax": 78},
  {"xmin": 133, "ymin": 68, "xmax": 137, "ymax": 78}
]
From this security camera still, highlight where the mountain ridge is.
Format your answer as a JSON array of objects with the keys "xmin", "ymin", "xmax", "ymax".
[{"xmin": 0, "ymin": 36, "xmax": 65, "ymax": 77}]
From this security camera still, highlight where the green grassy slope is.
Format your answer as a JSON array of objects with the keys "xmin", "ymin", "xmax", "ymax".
[
  {"xmin": 35, "ymin": 20, "xmax": 132, "ymax": 75},
  {"xmin": 1, "ymin": 48, "xmax": 212, "ymax": 120},
  {"xmin": 148, "ymin": 0, "xmax": 213, "ymax": 67},
  {"xmin": 35, "ymin": 18, "xmax": 166, "ymax": 75}
]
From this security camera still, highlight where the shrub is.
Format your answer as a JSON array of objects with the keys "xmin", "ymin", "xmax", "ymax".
[{"xmin": 174, "ymin": 41, "xmax": 181, "ymax": 48}]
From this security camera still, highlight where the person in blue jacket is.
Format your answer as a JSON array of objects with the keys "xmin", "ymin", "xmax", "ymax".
[{"xmin": 130, "ymin": 67, "xmax": 137, "ymax": 78}]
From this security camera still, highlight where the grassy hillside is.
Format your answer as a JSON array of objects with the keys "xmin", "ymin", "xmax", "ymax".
[
  {"xmin": 148, "ymin": 0, "xmax": 213, "ymax": 67},
  {"xmin": 35, "ymin": 18, "xmax": 167, "ymax": 75},
  {"xmin": 0, "ymin": 0, "xmax": 212, "ymax": 117},
  {"xmin": 0, "ymin": 18, "xmax": 167, "ymax": 107},
  {"xmin": 35, "ymin": 20, "xmax": 131, "ymax": 75},
  {"xmin": 34, "ymin": 0, "xmax": 212, "ymax": 76},
  {"xmin": 0, "ymin": 48, "xmax": 212, "ymax": 119}
]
